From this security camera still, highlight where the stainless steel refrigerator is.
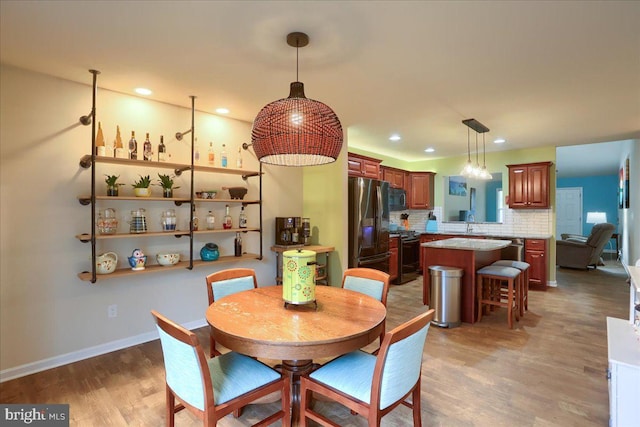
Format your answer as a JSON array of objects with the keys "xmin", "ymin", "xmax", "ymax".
[{"xmin": 348, "ymin": 177, "xmax": 390, "ymax": 273}]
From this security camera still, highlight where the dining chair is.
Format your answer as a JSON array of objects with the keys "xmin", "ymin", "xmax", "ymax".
[
  {"xmin": 299, "ymin": 309, "xmax": 435, "ymax": 427},
  {"xmin": 151, "ymin": 310, "xmax": 290, "ymax": 427},
  {"xmin": 205, "ymin": 268, "xmax": 258, "ymax": 357},
  {"xmin": 342, "ymin": 268, "xmax": 391, "ymax": 347}
]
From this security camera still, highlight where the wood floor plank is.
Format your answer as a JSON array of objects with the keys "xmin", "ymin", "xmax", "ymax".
[{"xmin": 0, "ymin": 262, "xmax": 630, "ymax": 426}]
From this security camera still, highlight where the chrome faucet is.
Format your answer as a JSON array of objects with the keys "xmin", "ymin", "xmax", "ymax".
[{"xmin": 466, "ymin": 214, "xmax": 475, "ymax": 233}]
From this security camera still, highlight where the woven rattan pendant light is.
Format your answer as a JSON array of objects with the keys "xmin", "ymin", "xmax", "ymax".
[{"xmin": 251, "ymin": 32, "xmax": 343, "ymax": 166}]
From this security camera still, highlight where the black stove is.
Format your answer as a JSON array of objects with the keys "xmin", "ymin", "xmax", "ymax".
[{"xmin": 395, "ymin": 230, "xmax": 420, "ymax": 283}]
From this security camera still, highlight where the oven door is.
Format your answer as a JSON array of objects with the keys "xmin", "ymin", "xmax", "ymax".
[{"xmin": 398, "ymin": 238, "xmax": 420, "ymax": 284}]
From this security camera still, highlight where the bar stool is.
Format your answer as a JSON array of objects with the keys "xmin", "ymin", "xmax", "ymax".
[
  {"xmin": 476, "ymin": 265, "xmax": 521, "ymax": 329},
  {"xmin": 492, "ymin": 260, "xmax": 530, "ymax": 317}
]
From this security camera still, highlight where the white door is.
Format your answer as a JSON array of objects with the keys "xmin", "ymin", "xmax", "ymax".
[{"xmin": 556, "ymin": 187, "xmax": 583, "ymax": 237}]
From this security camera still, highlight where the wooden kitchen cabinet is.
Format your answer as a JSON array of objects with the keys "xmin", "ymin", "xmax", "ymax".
[
  {"xmin": 389, "ymin": 236, "xmax": 399, "ymax": 283},
  {"xmin": 408, "ymin": 172, "xmax": 435, "ymax": 209},
  {"xmin": 507, "ymin": 161, "xmax": 552, "ymax": 209},
  {"xmin": 525, "ymin": 238, "xmax": 548, "ymax": 290},
  {"xmin": 348, "ymin": 153, "xmax": 381, "ymax": 179},
  {"xmin": 381, "ymin": 166, "xmax": 407, "ymax": 189}
]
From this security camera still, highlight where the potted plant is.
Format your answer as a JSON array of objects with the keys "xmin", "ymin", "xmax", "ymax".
[
  {"xmin": 157, "ymin": 173, "xmax": 180, "ymax": 198},
  {"xmin": 132, "ymin": 174, "xmax": 152, "ymax": 197},
  {"xmin": 104, "ymin": 174, "xmax": 125, "ymax": 196}
]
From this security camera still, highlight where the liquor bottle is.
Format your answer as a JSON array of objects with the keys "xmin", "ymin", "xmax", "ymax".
[
  {"xmin": 194, "ymin": 137, "xmax": 200, "ymax": 164},
  {"xmin": 95, "ymin": 121, "xmax": 106, "ymax": 156},
  {"xmin": 191, "ymin": 204, "xmax": 199, "ymax": 231},
  {"xmin": 234, "ymin": 232, "xmax": 242, "ymax": 257},
  {"xmin": 236, "ymin": 146, "xmax": 243, "ymax": 169},
  {"xmin": 221, "ymin": 144, "xmax": 228, "ymax": 168},
  {"xmin": 238, "ymin": 206, "xmax": 247, "ymax": 229},
  {"xmin": 206, "ymin": 211, "xmax": 215, "ymax": 230},
  {"xmin": 223, "ymin": 205, "xmax": 232, "ymax": 229},
  {"xmin": 143, "ymin": 132, "xmax": 153, "ymax": 161},
  {"xmin": 114, "ymin": 125, "xmax": 125, "ymax": 158},
  {"xmin": 208, "ymin": 142, "xmax": 215, "ymax": 165},
  {"xmin": 157, "ymin": 135, "xmax": 167, "ymax": 162},
  {"xmin": 128, "ymin": 131, "xmax": 137, "ymax": 160}
]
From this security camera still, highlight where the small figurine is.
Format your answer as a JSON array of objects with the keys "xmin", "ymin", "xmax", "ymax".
[{"xmin": 128, "ymin": 248, "xmax": 147, "ymax": 270}]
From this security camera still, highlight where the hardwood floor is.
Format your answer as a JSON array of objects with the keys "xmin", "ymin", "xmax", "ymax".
[{"xmin": 0, "ymin": 261, "xmax": 630, "ymax": 426}]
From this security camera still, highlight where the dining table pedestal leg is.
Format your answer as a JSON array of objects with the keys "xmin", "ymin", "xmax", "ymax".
[{"xmin": 281, "ymin": 359, "xmax": 314, "ymax": 425}]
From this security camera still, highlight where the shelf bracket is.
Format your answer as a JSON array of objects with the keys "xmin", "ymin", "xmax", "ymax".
[
  {"xmin": 174, "ymin": 166, "xmax": 191, "ymax": 176},
  {"xmin": 79, "ymin": 154, "xmax": 93, "ymax": 169}
]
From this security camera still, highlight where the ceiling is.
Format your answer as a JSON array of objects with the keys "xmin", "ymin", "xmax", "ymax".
[{"xmin": 1, "ymin": 1, "xmax": 639, "ymax": 174}]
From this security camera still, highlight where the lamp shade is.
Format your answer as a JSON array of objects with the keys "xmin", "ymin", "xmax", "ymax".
[
  {"xmin": 586, "ymin": 212, "xmax": 607, "ymax": 224},
  {"xmin": 251, "ymin": 82, "xmax": 343, "ymax": 166}
]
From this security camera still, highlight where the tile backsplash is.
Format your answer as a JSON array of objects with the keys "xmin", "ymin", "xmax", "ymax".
[{"xmin": 390, "ymin": 206, "xmax": 552, "ymax": 237}]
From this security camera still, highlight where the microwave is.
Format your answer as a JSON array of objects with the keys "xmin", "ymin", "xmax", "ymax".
[{"xmin": 389, "ymin": 188, "xmax": 407, "ymax": 211}]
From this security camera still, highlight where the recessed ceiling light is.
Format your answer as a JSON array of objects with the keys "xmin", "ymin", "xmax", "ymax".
[
  {"xmin": 424, "ymin": 147, "xmax": 435, "ymax": 153},
  {"xmin": 134, "ymin": 87, "xmax": 152, "ymax": 96},
  {"xmin": 494, "ymin": 138, "xmax": 506, "ymax": 144},
  {"xmin": 389, "ymin": 134, "xmax": 401, "ymax": 141},
  {"xmin": 215, "ymin": 108, "xmax": 229, "ymax": 114}
]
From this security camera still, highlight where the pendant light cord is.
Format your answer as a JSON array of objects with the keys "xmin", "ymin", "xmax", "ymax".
[
  {"xmin": 467, "ymin": 127, "xmax": 471, "ymax": 162},
  {"xmin": 296, "ymin": 36, "xmax": 300, "ymax": 82}
]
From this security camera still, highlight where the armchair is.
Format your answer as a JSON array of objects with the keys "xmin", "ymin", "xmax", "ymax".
[{"xmin": 556, "ymin": 223, "xmax": 615, "ymax": 270}]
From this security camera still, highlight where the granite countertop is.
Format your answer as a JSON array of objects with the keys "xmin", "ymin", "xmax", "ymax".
[
  {"xmin": 421, "ymin": 231, "xmax": 552, "ymax": 239},
  {"xmin": 421, "ymin": 237, "xmax": 512, "ymax": 251}
]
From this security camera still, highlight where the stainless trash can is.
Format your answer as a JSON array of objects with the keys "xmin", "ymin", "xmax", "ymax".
[{"xmin": 429, "ymin": 266, "xmax": 463, "ymax": 328}]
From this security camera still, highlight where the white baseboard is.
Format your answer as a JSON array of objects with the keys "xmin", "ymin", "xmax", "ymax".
[
  {"xmin": 0, "ymin": 318, "xmax": 207, "ymax": 383},
  {"xmin": 547, "ymin": 280, "xmax": 558, "ymax": 287}
]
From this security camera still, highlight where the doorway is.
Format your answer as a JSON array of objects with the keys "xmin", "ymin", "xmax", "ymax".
[{"xmin": 556, "ymin": 187, "xmax": 583, "ymax": 237}]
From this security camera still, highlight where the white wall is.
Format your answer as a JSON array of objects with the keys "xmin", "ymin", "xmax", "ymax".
[
  {"xmin": 618, "ymin": 140, "xmax": 640, "ymax": 265},
  {"xmin": 0, "ymin": 65, "xmax": 303, "ymax": 378}
]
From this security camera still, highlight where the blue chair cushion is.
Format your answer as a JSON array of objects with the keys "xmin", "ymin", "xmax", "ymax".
[
  {"xmin": 343, "ymin": 276, "xmax": 384, "ymax": 302},
  {"xmin": 310, "ymin": 350, "xmax": 376, "ymax": 404},
  {"xmin": 211, "ymin": 276, "xmax": 255, "ymax": 301},
  {"xmin": 492, "ymin": 260, "xmax": 530, "ymax": 271},
  {"xmin": 477, "ymin": 265, "xmax": 520, "ymax": 279},
  {"xmin": 208, "ymin": 352, "xmax": 281, "ymax": 405}
]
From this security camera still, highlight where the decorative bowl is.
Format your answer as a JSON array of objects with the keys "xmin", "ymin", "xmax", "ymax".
[
  {"xmin": 226, "ymin": 187, "xmax": 248, "ymax": 200},
  {"xmin": 196, "ymin": 190, "xmax": 217, "ymax": 199},
  {"xmin": 96, "ymin": 252, "xmax": 118, "ymax": 274},
  {"xmin": 156, "ymin": 253, "xmax": 180, "ymax": 266}
]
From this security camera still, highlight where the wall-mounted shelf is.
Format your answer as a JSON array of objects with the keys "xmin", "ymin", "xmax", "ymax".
[
  {"xmin": 78, "ymin": 253, "xmax": 261, "ymax": 281},
  {"xmin": 76, "ymin": 71, "xmax": 263, "ymax": 283}
]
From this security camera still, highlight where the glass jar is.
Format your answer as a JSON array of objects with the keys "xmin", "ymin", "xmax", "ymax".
[
  {"xmin": 161, "ymin": 209, "xmax": 177, "ymax": 232},
  {"xmin": 97, "ymin": 208, "xmax": 118, "ymax": 235}
]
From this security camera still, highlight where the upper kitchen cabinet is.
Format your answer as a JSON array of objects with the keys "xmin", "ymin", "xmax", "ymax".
[
  {"xmin": 381, "ymin": 166, "xmax": 408, "ymax": 189},
  {"xmin": 348, "ymin": 153, "xmax": 381, "ymax": 179},
  {"xmin": 408, "ymin": 172, "xmax": 435, "ymax": 209},
  {"xmin": 507, "ymin": 161, "xmax": 552, "ymax": 209}
]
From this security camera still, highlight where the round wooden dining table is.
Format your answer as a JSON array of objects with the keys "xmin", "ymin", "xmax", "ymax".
[{"xmin": 205, "ymin": 285, "xmax": 387, "ymax": 425}]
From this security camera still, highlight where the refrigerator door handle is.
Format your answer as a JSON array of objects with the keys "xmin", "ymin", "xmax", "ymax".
[{"xmin": 359, "ymin": 252, "xmax": 391, "ymax": 266}]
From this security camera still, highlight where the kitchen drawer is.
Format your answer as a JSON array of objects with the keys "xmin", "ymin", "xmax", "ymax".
[
  {"xmin": 526, "ymin": 239, "xmax": 546, "ymax": 251},
  {"xmin": 389, "ymin": 236, "xmax": 399, "ymax": 248}
]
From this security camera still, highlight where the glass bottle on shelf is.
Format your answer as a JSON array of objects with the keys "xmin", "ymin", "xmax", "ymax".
[
  {"xmin": 191, "ymin": 204, "xmax": 199, "ymax": 231},
  {"xmin": 114, "ymin": 125, "xmax": 125, "ymax": 158},
  {"xmin": 128, "ymin": 131, "xmax": 137, "ymax": 160},
  {"xmin": 143, "ymin": 133, "xmax": 153, "ymax": 161},
  {"xmin": 236, "ymin": 146, "xmax": 243, "ymax": 169},
  {"xmin": 221, "ymin": 144, "xmax": 228, "ymax": 168},
  {"xmin": 234, "ymin": 232, "xmax": 242, "ymax": 257},
  {"xmin": 157, "ymin": 135, "xmax": 166, "ymax": 162},
  {"xmin": 95, "ymin": 121, "xmax": 106, "ymax": 156},
  {"xmin": 208, "ymin": 142, "xmax": 215, "ymax": 165},
  {"xmin": 238, "ymin": 206, "xmax": 247, "ymax": 229},
  {"xmin": 206, "ymin": 211, "xmax": 215, "ymax": 230},
  {"xmin": 223, "ymin": 205, "xmax": 232, "ymax": 229}
]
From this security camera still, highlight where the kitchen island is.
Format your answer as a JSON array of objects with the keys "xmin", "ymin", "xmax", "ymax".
[{"xmin": 422, "ymin": 238, "xmax": 511, "ymax": 324}]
